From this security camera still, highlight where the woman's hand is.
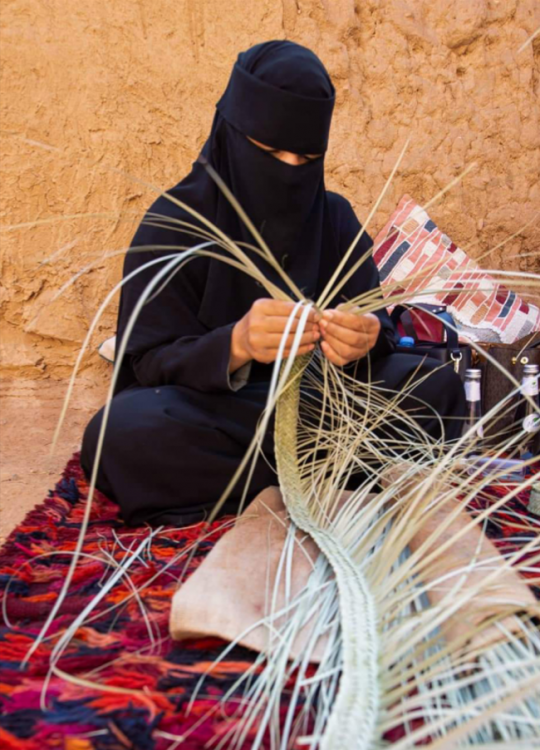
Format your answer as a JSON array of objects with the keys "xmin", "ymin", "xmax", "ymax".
[
  {"xmin": 231, "ymin": 299, "xmax": 321, "ymax": 370},
  {"xmin": 319, "ymin": 306, "xmax": 381, "ymax": 366}
]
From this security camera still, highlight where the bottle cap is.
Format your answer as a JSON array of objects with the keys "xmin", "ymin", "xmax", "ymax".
[
  {"xmin": 523, "ymin": 364, "xmax": 539, "ymax": 375},
  {"xmin": 399, "ymin": 336, "xmax": 415, "ymax": 348},
  {"xmin": 465, "ymin": 368, "xmax": 482, "ymax": 379}
]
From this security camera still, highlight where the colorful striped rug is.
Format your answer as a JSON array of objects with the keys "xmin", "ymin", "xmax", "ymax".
[{"xmin": 0, "ymin": 453, "xmax": 538, "ymax": 749}]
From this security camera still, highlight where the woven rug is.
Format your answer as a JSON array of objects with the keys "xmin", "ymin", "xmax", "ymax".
[{"xmin": 0, "ymin": 454, "xmax": 538, "ymax": 750}]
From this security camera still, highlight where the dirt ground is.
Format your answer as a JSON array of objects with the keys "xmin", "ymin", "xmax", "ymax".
[{"xmin": 0, "ymin": 377, "xmax": 107, "ymax": 543}]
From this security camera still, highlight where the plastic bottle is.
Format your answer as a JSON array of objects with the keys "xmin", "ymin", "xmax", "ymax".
[
  {"xmin": 463, "ymin": 368, "xmax": 484, "ymax": 439},
  {"xmin": 515, "ymin": 364, "xmax": 540, "ymax": 459}
]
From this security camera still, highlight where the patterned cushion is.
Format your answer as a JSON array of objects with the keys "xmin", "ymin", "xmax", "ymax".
[{"xmin": 373, "ymin": 195, "xmax": 540, "ymax": 344}]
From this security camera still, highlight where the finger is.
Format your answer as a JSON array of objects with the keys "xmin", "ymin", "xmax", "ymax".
[
  {"xmin": 320, "ymin": 340, "xmax": 348, "ymax": 366},
  {"xmin": 322, "ymin": 309, "xmax": 377, "ymax": 333},
  {"xmin": 320, "ymin": 319, "xmax": 370, "ymax": 347},
  {"xmin": 258, "ymin": 299, "xmax": 321, "ymax": 323},
  {"xmin": 322, "ymin": 331, "xmax": 362, "ymax": 361},
  {"xmin": 264, "ymin": 330, "xmax": 321, "ymax": 347},
  {"xmin": 264, "ymin": 316, "xmax": 320, "ymax": 334}
]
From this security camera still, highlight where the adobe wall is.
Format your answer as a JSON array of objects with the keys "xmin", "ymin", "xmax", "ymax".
[{"xmin": 1, "ymin": 0, "xmax": 538, "ymax": 379}]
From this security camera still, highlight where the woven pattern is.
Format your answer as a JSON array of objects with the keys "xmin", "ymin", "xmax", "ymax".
[
  {"xmin": 0, "ymin": 453, "xmax": 538, "ymax": 748},
  {"xmin": 373, "ymin": 195, "xmax": 540, "ymax": 344},
  {"xmin": 275, "ymin": 356, "xmax": 379, "ymax": 749}
]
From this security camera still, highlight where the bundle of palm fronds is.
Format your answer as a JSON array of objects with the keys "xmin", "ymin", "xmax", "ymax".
[{"xmin": 6, "ymin": 144, "xmax": 540, "ymax": 749}]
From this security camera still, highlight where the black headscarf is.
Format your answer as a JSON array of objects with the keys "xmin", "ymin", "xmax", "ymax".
[
  {"xmin": 114, "ymin": 40, "xmax": 392, "ymax": 393},
  {"xmin": 197, "ymin": 40, "xmax": 336, "ymax": 328}
]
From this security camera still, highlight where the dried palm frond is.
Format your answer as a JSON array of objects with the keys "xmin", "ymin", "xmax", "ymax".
[{"xmin": 4, "ymin": 145, "xmax": 539, "ymax": 748}]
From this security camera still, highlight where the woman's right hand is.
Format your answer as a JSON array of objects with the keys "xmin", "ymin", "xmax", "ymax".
[{"xmin": 230, "ymin": 298, "xmax": 321, "ymax": 370}]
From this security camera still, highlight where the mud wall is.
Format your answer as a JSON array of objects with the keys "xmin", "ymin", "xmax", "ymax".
[{"xmin": 1, "ymin": 0, "xmax": 539, "ymax": 379}]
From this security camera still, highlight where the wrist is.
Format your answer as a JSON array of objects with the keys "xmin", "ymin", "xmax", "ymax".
[{"xmin": 230, "ymin": 318, "xmax": 252, "ymax": 373}]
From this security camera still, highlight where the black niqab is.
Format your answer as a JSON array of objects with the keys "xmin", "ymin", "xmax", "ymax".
[
  {"xmin": 196, "ymin": 39, "xmax": 336, "ymax": 325},
  {"xmin": 114, "ymin": 40, "xmax": 386, "ymax": 393}
]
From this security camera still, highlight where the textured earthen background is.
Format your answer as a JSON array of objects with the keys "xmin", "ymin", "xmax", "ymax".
[{"xmin": 0, "ymin": 0, "xmax": 539, "ymax": 533}]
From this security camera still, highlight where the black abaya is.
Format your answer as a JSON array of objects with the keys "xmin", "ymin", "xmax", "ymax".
[
  {"xmin": 81, "ymin": 354, "xmax": 465, "ymax": 527},
  {"xmin": 80, "ymin": 41, "xmax": 466, "ymax": 526}
]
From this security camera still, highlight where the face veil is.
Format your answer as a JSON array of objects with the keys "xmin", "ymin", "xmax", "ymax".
[
  {"xmin": 193, "ymin": 40, "xmax": 337, "ymax": 327},
  {"xmin": 213, "ymin": 123, "xmax": 325, "ymax": 275},
  {"xmin": 115, "ymin": 40, "xmax": 346, "ymax": 379}
]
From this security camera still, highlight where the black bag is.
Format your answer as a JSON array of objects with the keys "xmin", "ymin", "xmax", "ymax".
[
  {"xmin": 391, "ymin": 303, "xmax": 472, "ymax": 380},
  {"xmin": 479, "ymin": 335, "xmax": 540, "ymax": 439}
]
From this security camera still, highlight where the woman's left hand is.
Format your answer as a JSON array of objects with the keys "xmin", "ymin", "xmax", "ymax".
[{"xmin": 319, "ymin": 306, "xmax": 381, "ymax": 366}]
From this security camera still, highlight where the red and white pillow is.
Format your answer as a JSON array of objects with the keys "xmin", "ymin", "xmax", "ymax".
[{"xmin": 373, "ymin": 195, "xmax": 540, "ymax": 344}]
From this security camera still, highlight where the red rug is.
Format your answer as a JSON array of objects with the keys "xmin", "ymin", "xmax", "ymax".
[{"xmin": 0, "ymin": 453, "xmax": 538, "ymax": 749}]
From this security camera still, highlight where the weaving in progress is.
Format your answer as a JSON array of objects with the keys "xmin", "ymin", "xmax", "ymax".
[{"xmin": 3, "ymin": 39, "xmax": 539, "ymax": 750}]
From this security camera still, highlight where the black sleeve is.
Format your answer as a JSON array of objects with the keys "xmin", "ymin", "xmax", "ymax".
[
  {"xmin": 131, "ymin": 323, "xmax": 252, "ymax": 392},
  {"xmin": 115, "ymin": 193, "xmax": 252, "ymax": 394},
  {"xmin": 328, "ymin": 192, "xmax": 396, "ymax": 363}
]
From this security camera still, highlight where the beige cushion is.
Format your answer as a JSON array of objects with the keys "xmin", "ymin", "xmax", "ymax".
[
  {"xmin": 169, "ymin": 487, "xmax": 329, "ymax": 662},
  {"xmin": 169, "ymin": 483, "xmax": 538, "ymax": 661},
  {"xmin": 97, "ymin": 335, "xmax": 116, "ymax": 363}
]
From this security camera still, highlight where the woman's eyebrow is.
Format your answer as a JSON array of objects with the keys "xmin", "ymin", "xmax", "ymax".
[{"xmin": 247, "ymin": 138, "xmax": 322, "ymax": 159}]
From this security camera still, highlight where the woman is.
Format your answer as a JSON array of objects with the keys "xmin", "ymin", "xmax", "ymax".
[{"xmin": 81, "ymin": 40, "xmax": 465, "ymax": 527}]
